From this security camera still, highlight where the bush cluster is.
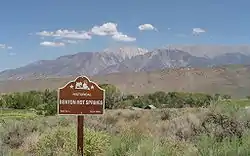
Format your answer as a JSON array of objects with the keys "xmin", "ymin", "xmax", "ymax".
[
  {"xmin": 0, "ymin": 89, "xmax": 57, "ymax": 116},
  {"xmin": 0, "ymin": 84, "xmax": 232, "ymax": 116},
  {"xmin": 127, "ymin": 91, "xmax": 214, "ymax": 108},
  {"xmin": 29, "ymin": 127, "xmax": 110, "ymax": 156}
]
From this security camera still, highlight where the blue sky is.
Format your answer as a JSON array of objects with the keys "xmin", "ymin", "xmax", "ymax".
[{"xmin": 0, "ymin": 0, "xmax": 250, "ymax": 71}]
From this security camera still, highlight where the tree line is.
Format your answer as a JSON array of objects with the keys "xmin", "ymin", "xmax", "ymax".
[{"xmin": 0, "ymin": 84, "xmax": 235, "ymax": 116}]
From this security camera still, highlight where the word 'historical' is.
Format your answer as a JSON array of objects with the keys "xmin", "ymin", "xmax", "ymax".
[{"xmin": 59, "ymin": 99, "xmax": 103, "ymax": 105}]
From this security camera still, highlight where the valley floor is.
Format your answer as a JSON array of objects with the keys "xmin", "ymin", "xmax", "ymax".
[{"xmin": 1, "ymin": 66, "xmax": 250, "ymax": 98}]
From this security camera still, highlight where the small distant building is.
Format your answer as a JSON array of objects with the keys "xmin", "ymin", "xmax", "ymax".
[
  {"xmin": 144, "ymin": 105, "xmax": 156, "ymax": 109},
  {"xmin": 245, "ymin": 106, "xmax": 250, "ymax": 114},
  {"xmin": 129, "ymin": 107, "xmax": 143, "ymax": 111},
  {"xmin": 245, "ymin": 106, "xmax": 250, "ymax": 110}
]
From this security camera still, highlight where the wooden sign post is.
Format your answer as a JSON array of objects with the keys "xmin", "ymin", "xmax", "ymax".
[{"xmin": 57, "ymin": 76, "xmax": 105, "ymax": 156}]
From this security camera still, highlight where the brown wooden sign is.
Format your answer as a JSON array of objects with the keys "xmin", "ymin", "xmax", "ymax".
[{"xmin": 57, "ymin": 76, "xmax": 105, "ymax": 115}]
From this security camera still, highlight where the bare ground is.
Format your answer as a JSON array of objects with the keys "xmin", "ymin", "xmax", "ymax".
[{"xmin": 0, "ymin": 66, "xmax": 250, "ymax": 97}]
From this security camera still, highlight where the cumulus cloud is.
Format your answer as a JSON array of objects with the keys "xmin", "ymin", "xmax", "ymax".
[
  {"xmin": 91, "ymin": 22, "xmax": 118, "ymax": 36},
  {"xmin": 138, "ymin": 24, "xmax": 157, "ymax": 31},
  {"xmin": 112, "ymin": 32, "xmax": 136, "ymax": 42},
  {"xmin": 40, "ymin": 41, "xmax": 65, "ymax": 47},
  {"xmin": 36, "ymin": 29, "xmax": 91, "ymax": 40},
  {"xmin": 192, "ymin": 28, "xmax": 206, "ymax": 35},
  {"xmin": 91, "ymin": 22, "xmax": 136, "ymax": 42},
  {"xmin": 0, "ymin": 44, "xmax": 12, "ymax": 49},
  {"xmin": 36, "ymin": 22, "xmax": 136, "ymax": 43}
]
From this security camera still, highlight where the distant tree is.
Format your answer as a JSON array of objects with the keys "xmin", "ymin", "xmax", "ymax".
[
  {"xmin": 0, "ymin": 96, "xmax": 5, "ymax": 108},
  {"xmin": 4, "ymin": 92, "xmax": 26, "ymax": 109},
  {"xmin": 125, "ymin": 94, "xmax": 135, "ymax": 100},
  {"xmin": 222, "ymin": 94, "xmax": 231, "ymax": 100},
  {"xmin": 99, "ymin": 84, "xmax": 122, "ymax": 109},
  {"xmin": 122, "ymin": 94, "xmax": 135, "ymax": 101},
  {"xmin": 151, "ymin": 91, "xmax": 167, "ymax": 103},
  {"xmin": 213, "ymin": 93, "xmax": 221, "ymax": 101},
  {"xmin": 246, "ymin": 96, "xmax": 250, "ymax": 100},
  {"xmin": 39, "ymin": 89, "xmax": 57, "ymax": 116}
]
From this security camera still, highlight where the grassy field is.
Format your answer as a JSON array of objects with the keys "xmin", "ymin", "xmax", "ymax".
[
  {"xmin": 0, "ymin": 109, "xmax": 38, "ymax": 120},
  {"xmin": 0, "ymin": 66, "xmax": 250, "ymax": 98},
  {"xmin": 1, "ymin": 99, "xmax": 250, "ymax": 156}
]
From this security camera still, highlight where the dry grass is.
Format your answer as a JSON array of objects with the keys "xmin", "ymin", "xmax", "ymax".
[{"xmin": 1, "ymin": 100, "xmax": 250, "ymax": 155}]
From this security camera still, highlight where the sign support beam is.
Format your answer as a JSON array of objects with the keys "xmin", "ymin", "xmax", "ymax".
[
  {"xmin": 77, "ymin": 115, "xmax": 84, "ymax": 156},
  {"xmin": 57, "ymin": 76, "xmax": 105, "ymax": 156}
]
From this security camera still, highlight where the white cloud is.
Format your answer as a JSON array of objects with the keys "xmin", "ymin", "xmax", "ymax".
[
  {"xmin": 40, "ymin": 41, "xmax": 65, "ymax": 47},
  {"xmin": 36, "ymin": 29, "xmax": 91, "ymax": 40},
  {"xmin": 138, "ymin": 24, "xmax": 157, "ymax": 31},
  {"xmin": 192, "ymin": 28, "xmax": 206, "ymax": 35},
  {"xmin": 91, "ymin": 22, "xmax": 118, "ymax": 36},
  {"xmin": 112, "ymin": 32, "xmax": 136, "ymax": 42},
  {"xmin": 91, "ymin": 22, "xmax": 136, "ymax": 42},
  {"xmin": 36, "ymin": 31, "xmax": 53, "ymax": 36},
  {"xmin": 36, "ymin": 22, "xmax": 136, "ymax": 43},
  {"xmin": 0, "ymin": 44, "xmax": 12, "ymax": 49}
]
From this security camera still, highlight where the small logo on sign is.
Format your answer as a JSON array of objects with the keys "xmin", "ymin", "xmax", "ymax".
[{"xmin": 75, "ymin": 80, "xmax": 90, "ymax": 90}]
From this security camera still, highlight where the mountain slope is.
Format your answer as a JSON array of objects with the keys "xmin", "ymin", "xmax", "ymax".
[
  {"xmin": 0, "ymin": 65, "xmax": 250, "ymax": 98},
  {"xmin": 168, "ymin": 45, "xmax": 250, "ymax": 58},
  {"xmin": 0, "ymin": 47, "xmax": 148, "ymax": 80},
  {"xmin": 101, "ymin": 49, "xmax": 210, "ymax": 74},
  {"xmin": 1, "ymin": 46, "xmax": 250, "ymax": 80},
  {"xmin": 212, "ymin": 53, "xmax": 250, "ymax": 65}
]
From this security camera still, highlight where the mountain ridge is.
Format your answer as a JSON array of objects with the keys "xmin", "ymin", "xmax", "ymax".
[{"xmin": 1, "ymin": 45, "xmax": 250, "ymax": 80}]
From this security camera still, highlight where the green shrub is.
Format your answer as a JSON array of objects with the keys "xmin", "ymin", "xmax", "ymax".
[
  {"xmin": 131, "ymin": 91, "xmax": 213, "ymax": 109},
  {"xmin": 0, "ymin": 120, "xmax": 39, "ymax": 149},
  {"xmin": 124, "ymin": 94, "xmax": 135, "ymax": 100},
  {"xmin": 200, "ymin": 112, "xmax": 245, "ymax": 142},
  {"xmin": 131, "ymin": 97, "xmax": 148, "ymax": 108},
  {"xmin": 106, "ymin": 128, "xmax": 196, "ymax": 156},
  {"xmin": 246, "ymin": 96, "xmax": 250, "ymax": 100},
  {"xmin": 196, "ymin": 131, "xmax": 250, "ymax": 156},
  {"xmin": 214, "ymin": 93, "xmax": 221, "ymax": 101},
  {"xmin": 30, "ymin": 126, "xmax": 110, "ymax": 156},
  {"xmin": 222, "ymin": 94, "xmax": 232, "ymax": 100},
  {"xmin": 106, "ymin": 128, "xmax": 145, "ymax": 155},
  {"xmin": 0, "ymin": 85, "xmax": 221, "ymax": 111},
  {"xmin": 115, "ymin": 100, "xmax": 133, "ymax": 109},
  {"xmin": 99, "ymin": 84, "xmax": 122, "ymax": 109}
]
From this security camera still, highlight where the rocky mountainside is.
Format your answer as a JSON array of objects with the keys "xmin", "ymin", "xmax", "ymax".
[
  {"xmin": 1, "ymin": 46, "xmax": 250, "ymax": 80},
  {"xmin": 167, "ymin": 45, "xmax": 250, "ymax": 58}
]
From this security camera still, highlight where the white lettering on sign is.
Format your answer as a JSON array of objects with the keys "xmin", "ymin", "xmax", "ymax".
[
  {"xmin": 72, "ymin": 92, "xmax": 91, "ymax": 97},
  {"xmin": 76, "ymin": 100, "xmax": 85, "ymax": 105},
  {"xmin": 60, "ymin": 110, "xmax": 70, "ymax": 113},
  {"xmin": 60, "ymin": 99, "xmax": 77, "ymax": 104},
  {"xmin": 59, "ymin": 99, "xmax": 103, "ymax": 105},
  {"xmin": 85, "ymin": 100, "xmax": 103, "ymax": 105}
]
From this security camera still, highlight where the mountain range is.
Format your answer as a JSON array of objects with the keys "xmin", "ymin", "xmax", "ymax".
[{"xmin": 1, "ymin": 45, "xmax": 250, "ymax": 80}]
